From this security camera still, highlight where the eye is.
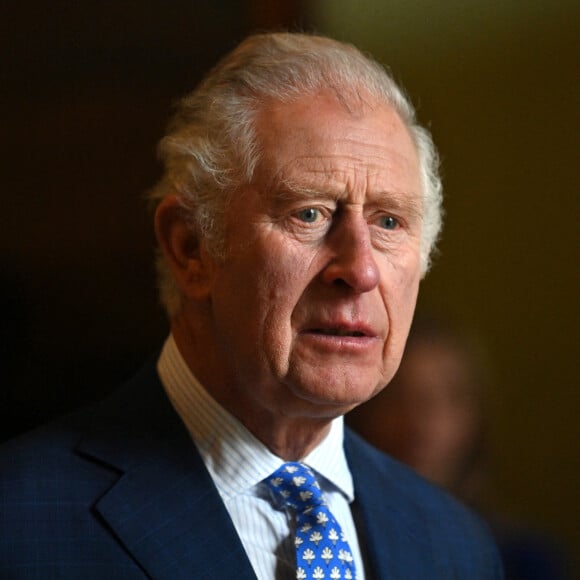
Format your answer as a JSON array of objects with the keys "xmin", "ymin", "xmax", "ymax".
[
  {"xmin": 378, "ymin": 215, "xmax": 399, "ymax": 230},
  {"xmin": 296, "ymin": 208, "xmax": 322, "ymax": 223}
]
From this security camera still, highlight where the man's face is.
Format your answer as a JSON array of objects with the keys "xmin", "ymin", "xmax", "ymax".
[{"xmin": 199, "ymin": 91, "xmax": 423, "ymax": 421}]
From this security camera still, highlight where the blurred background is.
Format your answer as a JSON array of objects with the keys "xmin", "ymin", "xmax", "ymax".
[{"xmin": 2, "ymin": 0, "xmax": 578, "ymax": 575}]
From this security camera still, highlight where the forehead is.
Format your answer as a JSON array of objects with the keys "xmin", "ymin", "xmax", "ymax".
[{"xmin": 253, "ymin": 91, "xmax": 421, "ymax": 200}]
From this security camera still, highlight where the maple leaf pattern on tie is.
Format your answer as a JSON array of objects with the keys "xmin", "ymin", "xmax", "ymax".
[{"xmin": 266, "ymin": 462, "xmax": 357, "ymax": 580}]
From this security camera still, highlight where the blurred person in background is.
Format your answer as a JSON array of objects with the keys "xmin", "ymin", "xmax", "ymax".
[{"xmin": 348, "ymin": 314, "xmax": 572, "ymax": 580}]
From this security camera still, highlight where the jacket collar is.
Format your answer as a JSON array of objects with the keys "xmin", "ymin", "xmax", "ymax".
[
  {"xmin": 74, "ymin": 361, "xmax": 430, "ymax": 579},
  {"xmin": 75, "ymin": 362, "xmax": 257, "ymax": 579},
  {"xmin": 345, "ymin": 429, "xmax": 434, "ymax": 579}
]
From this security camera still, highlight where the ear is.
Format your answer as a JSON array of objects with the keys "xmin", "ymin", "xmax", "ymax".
[{"xmin": 154, "ymin": 195, "xmax": 214, "ymax": 300}]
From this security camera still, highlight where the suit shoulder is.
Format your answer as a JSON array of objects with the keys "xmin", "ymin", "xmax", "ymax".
[
  {"xmin": 1, "ymin": 408, "xmax": 115, "ymax": 495},
  {"xmin": 346, "ymin": 427, "xmax": 469, "ymax": 510},
  {"xmin": 346, "ymin": 428, "xmax": 483, "ymax": 520},
  {"xmin": 0, "ymin": 360, "xmax": 160, "ymax": 484},
  {"xmin": 345, "ymin": 429, "xmax": 504, "ymax": 578}
]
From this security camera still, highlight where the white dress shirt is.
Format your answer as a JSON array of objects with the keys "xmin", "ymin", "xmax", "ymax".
[{"xmin": 157, "ymin": 334, "xmax": 366, "ymax": 580}]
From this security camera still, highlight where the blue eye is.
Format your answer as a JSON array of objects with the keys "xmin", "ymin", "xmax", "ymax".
[
  {"xmin": 379, "ymin": 216, "xmax": 399, "ymax": 230},
  {"xmin": 297, "ymin": 208, "xmax": 320, "ymax": 223}
]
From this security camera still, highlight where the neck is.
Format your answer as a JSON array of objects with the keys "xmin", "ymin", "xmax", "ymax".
[{"xmin": 235, "ymin": 409, "xmax": 333, "ymax": 461}]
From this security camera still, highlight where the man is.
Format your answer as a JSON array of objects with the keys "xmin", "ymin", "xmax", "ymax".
[{"xmin": 0, "ymin": 33, "xmax": 503, "ymax": 578}]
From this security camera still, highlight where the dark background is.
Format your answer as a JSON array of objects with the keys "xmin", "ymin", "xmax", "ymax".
[
  {"xmin": 1, "ymin": 0, "xmax": 310, "ymax": 435},
  {"xmin": 1, "ymin": 0, "xmax": 578, "ymax": 570}
]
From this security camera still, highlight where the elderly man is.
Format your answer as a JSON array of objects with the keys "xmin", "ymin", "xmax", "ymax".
[{"xmin": 0, "ymin": 33, "xmax": 502, "ymax": 578}]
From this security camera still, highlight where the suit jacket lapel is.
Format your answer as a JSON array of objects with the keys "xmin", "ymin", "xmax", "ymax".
[
  {"xmin": 74, "ymin": 363, "xmax": 442, "ymax": 579},
  {"xmin": 76, "ymin": 363, "xmax": 257, "ymax": 580},
  {"xmin": 345, "ymin": 430, "xmax": 434, "ymax": 580}
]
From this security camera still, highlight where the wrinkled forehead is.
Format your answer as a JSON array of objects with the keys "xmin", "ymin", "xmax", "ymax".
[
  {"xmin": 255, "ymin": 88, "xmax": 399, "ymax": 141},
  {"xmin": 252, "ymin": 91, "xmax": 421, "ymax": 200}
]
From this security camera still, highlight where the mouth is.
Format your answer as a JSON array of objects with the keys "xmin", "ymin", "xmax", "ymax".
[
  {"xmin": 308, "ymin": 328, "xmax": 368, "ymax": 337},
  {"xmin": 298, "ymin": 323, "xmax": 380, "ymax": 354}
]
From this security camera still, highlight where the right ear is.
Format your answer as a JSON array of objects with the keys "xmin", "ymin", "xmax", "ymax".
[{"xmin": 154, "ymin": 195, "xmax": 214, "ymax": 300}]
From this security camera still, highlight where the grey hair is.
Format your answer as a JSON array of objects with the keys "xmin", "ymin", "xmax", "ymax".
[{"xmin": 149, "ymin": 32, "xmax": 443, "ymax": 317}]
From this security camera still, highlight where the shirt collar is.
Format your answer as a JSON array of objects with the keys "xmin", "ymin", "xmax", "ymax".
[{"xmin": 157, "ymin": 334, "xmax": 355, "ymax": 503}]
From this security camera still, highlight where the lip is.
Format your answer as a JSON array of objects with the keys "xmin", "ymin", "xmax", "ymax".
[
  {"xmin": 303, "ymin": 323, "xmax": 376, "ymax": 338},
  {"xmin": 298, "ymin": 321, "xmax": 381, "ymax": 351}
]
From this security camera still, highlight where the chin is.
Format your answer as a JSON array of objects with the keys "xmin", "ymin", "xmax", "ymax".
[{"xmin": 288, "ymin": 373, "xmax": 382, "ymax": 415}]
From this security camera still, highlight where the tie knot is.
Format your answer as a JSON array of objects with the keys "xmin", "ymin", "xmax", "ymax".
[{"xmin": 265, "ymin": 462, "xmax": 325, "ymax": 512}]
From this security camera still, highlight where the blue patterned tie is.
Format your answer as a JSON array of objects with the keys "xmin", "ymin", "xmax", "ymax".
[{"xmin": 265, "ymin": 462, "xmax": 357, "ymax": 580}]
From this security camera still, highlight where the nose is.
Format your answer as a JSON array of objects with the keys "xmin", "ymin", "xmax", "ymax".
[{"xmin": 321, "ymin": 211, "xmax": 380, "ymax": 293}]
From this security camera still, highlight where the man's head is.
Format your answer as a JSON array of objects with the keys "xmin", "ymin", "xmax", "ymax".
[
  {"xmin": 152, "ymin": 33, "xmax": 443, "ymax": 453},
  {"xmin": 150, "ymin": 32, "xmax": 443, "ymax": 318}
]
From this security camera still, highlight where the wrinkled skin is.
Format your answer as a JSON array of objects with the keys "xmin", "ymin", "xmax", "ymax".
[{"xmin": 158, "ymin": 91, "xmax": 424, "ymax": 458}]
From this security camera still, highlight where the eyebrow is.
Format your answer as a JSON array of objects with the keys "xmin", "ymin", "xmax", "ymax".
[{"xmin": 272, "ymin": 177, "xmax": 423, "ymax": 218}]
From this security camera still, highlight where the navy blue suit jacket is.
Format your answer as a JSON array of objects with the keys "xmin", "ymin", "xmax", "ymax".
[{"xmin": 0, "ymin": 362, "xmax": 503, "ymax": 579}]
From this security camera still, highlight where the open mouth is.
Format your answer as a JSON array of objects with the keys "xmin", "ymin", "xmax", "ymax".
[{"xmin": 309, "ymin": 328, "xmax": 367, "ymax": 337}]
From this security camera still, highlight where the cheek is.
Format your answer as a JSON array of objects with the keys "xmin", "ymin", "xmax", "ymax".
[
  {"xmin": 374, "ymin": 258, "xmax": 421, "ymax": 386},
  {"xmin": 395, "ymin": 257, "xmax": 421, "ymax": 321},
  {"xmin": 383, "ymin": 258, "xmax": 421, "ymax": 335},
  {"xmin": 256, "ymin": 245, "xmax": 305, "ymax": 305},
  {"xmin": 252, "ymin": 242, "xmax": 316, "ymax": 340}
]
